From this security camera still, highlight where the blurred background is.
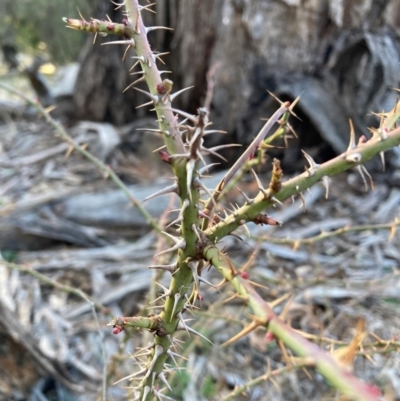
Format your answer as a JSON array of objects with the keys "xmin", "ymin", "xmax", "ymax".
[{"xmin": 2, "ymin": 0, "xmax": 400, "ymax": 164}]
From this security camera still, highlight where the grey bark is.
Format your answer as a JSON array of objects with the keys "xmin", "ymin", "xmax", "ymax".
[{"xmin": 74, "ymin": 0, "xmax": 400, "ymax": 157}]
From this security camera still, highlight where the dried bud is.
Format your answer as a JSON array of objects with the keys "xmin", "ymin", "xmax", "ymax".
[
  {"xmin": 358, "ymin": 135, "xmax": 367, "ymax": 145},
  {"xmin": 253, "ymin": 214, "xmax": 282, "ymax": 226},
  {"xmin": 269, "ymin": 158, "xmax": 283, "ymax": 193}
]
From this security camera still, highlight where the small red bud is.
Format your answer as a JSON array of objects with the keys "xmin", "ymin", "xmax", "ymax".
[
  {"xmin": 107, "ymin": 24, "xmax": 114, "ymax": 31},
  {"xmin": 248, "ymin": 152, "xmax": 255, "ymax": 160},
  {"xmin": 112, "ymin": 326, "xmax": 123, "ymax": 335},
  {"xmin": 159, "ymin": 150, "xmax": 172, "ymax": 164},
  {"xmin": 156, "ymin": 83, "xmax": 166, "ymax": 94},
  {"xmin": 265, "ymin": 332, "xmax": 275, "ymax": 343},
  {"xmin": 240, "ymin": 271, "xmax": 250, "ymax": 279},
  {"xmin": 197, "ymin": 293, "xmax": 204, "ymax": 301}
]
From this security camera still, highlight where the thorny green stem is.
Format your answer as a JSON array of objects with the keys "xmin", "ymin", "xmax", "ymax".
[
  {"xmin": 205, "ymin": 246, "xmax": 381, "ymax": 401},
  {"xmin": 0, "ymin": 83, "xmax": 163, "ymax": 236},
  {"xmin": 124, "ymin": 1, "xmax": 185, "ymax": 155},
  {"xmin": 63, "ymin": 17, "xmax": 137, "ymax": 37},
  {"xmin": 114, "ymin": 2, "xmax": 204, "ymax": 399},
  {"xmin": 62, "ymin": 2, "xmax": 400, "ymax": 400},
  {"xmin": 205, "ymin": 126, "xmax": 400, "ymax": 242},
  {"xmin": 201, "ymin": 103, "xmax": 289, "ymax": 230}
]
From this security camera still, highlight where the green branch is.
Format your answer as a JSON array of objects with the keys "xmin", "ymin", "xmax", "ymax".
[
  {"xmin": 205, "ymin": 126, "xmax": 400, "ymax": 242},
  {"xmin": 205, "ymin": 246, "xmax": 382, "ymax": 401}
]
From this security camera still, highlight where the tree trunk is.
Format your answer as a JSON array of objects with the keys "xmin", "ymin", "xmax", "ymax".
[{"xmin": 74, "ymin": 0, "xmax": 400, "ymax": 159}]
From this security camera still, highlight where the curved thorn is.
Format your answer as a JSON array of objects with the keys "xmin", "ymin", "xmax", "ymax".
[
  {"xmin": 170, "ymin": 293, "xmax": 181, "ymax": 322},
  {"xmin": 207, "ymin": 143, "xmax": 242, "ymax": 152},
  {"xmin": 236, "ymin": 186, "xmax": 254, "ymax": 204},
  {"xmin": 203, "ymin": 129, "xmax": 228, "ymax": 136},
  {"xmin": 132, "ymin": 87, "xmax": 159, "ymax": 103},
  {"xmin": 142, "ymin": 386, "xmax": 151, "ymax": 401},
  {"xmin": 301, "ymin": 149, "xmax": 319, "ymax": 176},
  {"xmin": 161, "ymin": 231, "xmax": 181, "ymax": 244},
  {"xmin": 251, "ymin": 169, "xmax": 268, "ymax": 197},
  {"xmin": 136, "ymin": 100, "xmax": 154, "ymax": 109},
  {"xmin": 191, "ymin": 224, "xmax": 202, "ymax": 241},
  {"xmin": 113, "ymin": 368, "xmax": 146, "ymax": 384},
  {"xmin": 101, "ymin": 39, "xmax": 135, "ymax": 46},
  {"xmin": 221, "ymin": 320, "xmax": 261, "ymax": 347},
  {"xmin": 168, "ymin": 107, "xmax": 197, "ymax": 123},
  {"xmin": 143, "ymin": 183, "xmax": 178, "ymax": 202},
  {"xmin": 357, "ymin": 165, "xmax": 374, "ymax": 191},
  {"xmin": 143, "ymin": 345, "xmax": 164, "ymax": 382},
  {"xmin": 347, "ymin": 119, "xmax": 356, "ymax": 151},
  {"xmin": 158, "ymin": 372, "xmax": 172, "ymax": 391},
  {"xmin": 198, "ymin": 163, "xmax": 220, "ymax": 174},
  {"xmin": 155, "ymin": 239, "xmax": 186, "ymax": 257},
  {"xmin": 170, "ymin": 86, "xmax": 194, "ymax": 103},
  {"xmin": 177, "ymin": 318, "xmax": 214, "ymax": 345},
  {"xmin": 123, "ymin": 76, "xmax": 146, "ymax": 92},
  {"xmin": 147, "ymin": 263, "xmax": 176, "ymax": 273},
  {"xmin": 200, "ymin": 146, "xmax": 227, "ymax": 161},
  {"xmin": 321, "ymin": 176, "xmax": 330, "ymax": 199},
  {"xmin": 146, "ymin": 26, "xmax": 174, "ymax": 34}
]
